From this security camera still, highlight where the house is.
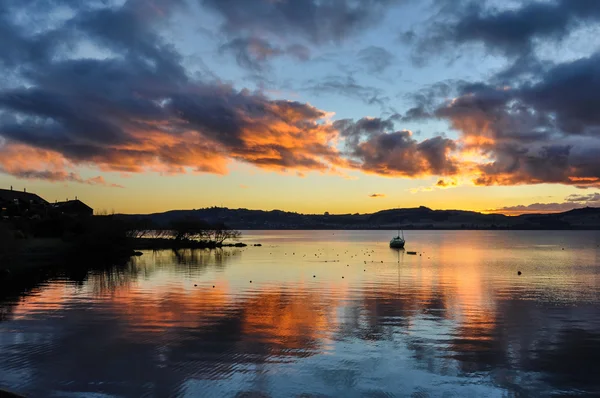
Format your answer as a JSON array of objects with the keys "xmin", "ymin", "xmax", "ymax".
[
  {"xmin": 0, "ymin": 188, "xmax": 94, "ymax": 218},
  {"xmin": 0, "ymin": 187, "xmax": 49, "ymax": 218},
  {"xmin": 52, "ymin": 199, "xmax": 94, "ymax": 217}
]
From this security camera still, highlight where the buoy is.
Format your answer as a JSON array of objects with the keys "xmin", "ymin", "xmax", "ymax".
[
  {"xmin": 194, "ymin": 284, "xmax": 197, "ymax": 287},
  {"xmin": 250, "ymin": 280, "xmax": 252, "ymax": 283},
  {"xmin": 213, "ymin": 285, "xmax": 215, "ymax": 288},
  {"xmin": 313, "ymin": 275, "xmax": 316, "ymax": 278},
  {"xmin": 518, "ymin": 271, "xmax": 522, "ymax": 275},
  {"xmin": 342, "ymin": 276, "xmax": 344, "ymax": 279}
]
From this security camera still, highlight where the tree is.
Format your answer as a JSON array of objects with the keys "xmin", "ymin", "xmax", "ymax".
[
  {"xmin": 209, "ymin": 223, "xmax": 241, "ymax": 244},
  {"xmin": 168, "ymin": 219, "xmax": 241, "ymax": 244},
  {"xmin": 169, "ymin": 218, "xmax": 211, "ymax": 241}
]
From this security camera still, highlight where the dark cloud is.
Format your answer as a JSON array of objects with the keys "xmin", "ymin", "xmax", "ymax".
[
  {"xmin": 436, "ymin": 179, "xmax": 456, "ymax": 187},
  {"xmin": 5, "ymin": 0, "xmax": 600, "ymax": 191},
  {"xmin": 420, "ymin": 51, "xmax": 600, "ymax": 188},
  {"xmin": 336, "ymin": 117, "xmax": 459, "ymax": 177},
  {"xmin": 488, "ymin": 202, "xmax": 587, "ymax": 215},
  {"xmin": 566, "ymin": 193, "xmax": 600, "ymax": 203},
  {"xmin": 357, "ymin": 46, "xmax": 395, "ymax": 74},
  {"xmin": 413, "ymin": 0, "xmax": 600, "ymax": 59},
  {"xmin": 202, "ymin": 0, "xmax": 403, "ymax": 45},
  {"xmin": 0, "ymin": 0, "xmax": 346, "ymax": 183},
  {"xmin": 489, "ymin": 192, "xmax": 600, "ymax": 215}
]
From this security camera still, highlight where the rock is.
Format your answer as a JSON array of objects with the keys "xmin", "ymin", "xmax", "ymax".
[
  {"xmin": 254, "ymin": 244, "xmax": 262, "ymax": 247},
  {"xmin": 234, "ymin": 243, "xmax": 247, "ymax": 247},
  {"xmin": 133, "ymin": 251, "xmax": 144, "ymax": 256}
]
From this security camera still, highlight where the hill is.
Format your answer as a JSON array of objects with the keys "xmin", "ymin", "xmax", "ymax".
[{"xmin": 117, "ymin": 206, "xmax": 600, "ymax": 230}]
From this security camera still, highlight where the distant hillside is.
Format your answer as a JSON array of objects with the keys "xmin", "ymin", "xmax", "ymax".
[{"xmin": 117, "ymin": 206, "xmax": 600, "ymax": 230}]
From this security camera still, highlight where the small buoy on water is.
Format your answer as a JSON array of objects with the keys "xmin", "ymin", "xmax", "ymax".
[
  {"xmin": 313, "ymin": 275, "xmax": 316, "ymax": 278},
  {"xmin": 342, "ymin": 276, "xmax": 344, "ymax": 279},
  {"xmin": 213, "ymin": 285, "xmax": 215, "ymax": 288},
  {"xmin": 518, "ymin": 271, "xmax": 522, "ymax": 275},
  {"xmin": 194, "ymin": 284, "xmax": 197, "ymax": 287},
  {"xmin": 250, "ymin": 280, "xmax": 252, "ymax": 283}
]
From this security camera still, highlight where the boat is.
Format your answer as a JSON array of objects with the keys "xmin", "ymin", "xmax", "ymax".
[{"xmin": 389, "ymin": 229, "xmax": 405, "ymax": 249}]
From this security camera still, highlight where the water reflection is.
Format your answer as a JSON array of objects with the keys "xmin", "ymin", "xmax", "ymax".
[{"xmin": 1, "ymin": 231, "xmax": 600, "ymax": 397}]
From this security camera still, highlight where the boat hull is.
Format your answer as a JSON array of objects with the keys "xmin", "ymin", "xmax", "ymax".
[{"xmin": 389, "ymin": 241, "xmax": 405, "ymax": 249}]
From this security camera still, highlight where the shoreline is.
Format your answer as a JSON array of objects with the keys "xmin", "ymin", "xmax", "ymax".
[{"xmin": 0, "ymin": 237, "xmax": 249, "ymax": 277}]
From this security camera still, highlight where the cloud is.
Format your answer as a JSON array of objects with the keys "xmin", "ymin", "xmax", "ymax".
[
  {"xmin": 488, "ymin": 192, "xmax": 600, "ymax": 215},
  {"xmin": 202, "ymin": 0, "xmax": 404, "ymax": 45},
  {"xmin": 488, "ymin": 202, "xmax": 586, "ymax": 216},
  {"xmin": 411, "ymin": 0, "xmax": 600, "ymax": 59},
  {"xmin": 436, "ymin": 179, "xmax": 457, "ymax": 188},
  {"xmin": 4, "ymin": 0, "xmax": 600, "ymax": 194},
  {"xmin": 220, "ymin": 37, "xmax": 310, "ymax": 71},
  {"xmin": 0, "ymin": 1, "xmax": 350, "ymax": 184},
  {"xmin": 303, "ymin": 75, "xmax": 390, "ymax": 109},
  {"xmin": 411, "ymin": 51, "xmax": 600, "ymax": 189},
  {"xmin": 566, "ymin": 193, "xmax": 600, "ymax": 203},
  {"xmin": 357, "ymin": 46, "xmax": 395, "ymax": 74},
  {"xmin": 335, "ymin": 117, "xmax": 460, "ymax": 177},
  {"xmin": 369, "ymin": 193, "xmax": 385, "ymax": 198}
]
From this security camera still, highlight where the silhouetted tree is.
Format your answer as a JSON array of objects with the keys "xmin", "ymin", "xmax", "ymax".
[
  {"xmin": 209, "ymin": 223, "xmax": 241, "ymax": 244},
  {"xmin": 169, "ymin": 218, "xmax": 211, "ymax": 241},
  {"xmin": 168, "ymin": 219, "xmax": 240, "ymax": 244}
]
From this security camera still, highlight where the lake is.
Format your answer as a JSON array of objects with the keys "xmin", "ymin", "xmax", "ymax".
[{"xmin": 2, "ymin": 230, "xmax": 600, "ymax": 397}]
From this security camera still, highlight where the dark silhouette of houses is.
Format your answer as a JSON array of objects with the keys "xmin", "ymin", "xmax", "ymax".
[
  {"xmin": 0, "ymin": 187, "xmax": 49, "ymax": 218},
  {"xmin": 52, "ymin": 198, "xmax": 93, "ymax": 217},
  {"xmin": 1, "ymin": 187, "xmax": 94, "ymax": 218}
]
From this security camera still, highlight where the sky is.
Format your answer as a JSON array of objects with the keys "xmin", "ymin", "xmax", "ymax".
[{"xmin": 1, "ymin": 0, "xmax": 600, "ymax": 215}]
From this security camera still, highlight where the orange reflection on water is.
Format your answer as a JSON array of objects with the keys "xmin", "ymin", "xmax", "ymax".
[
  {"xmin": 239, "ymin": 284, "xmax": 340, "ymax": 353},
  {"xmin": 11, "ymin": 283, "xmax": 72, "ymax": 320}
]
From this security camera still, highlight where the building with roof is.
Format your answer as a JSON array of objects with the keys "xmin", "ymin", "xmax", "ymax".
[
  {"xmin": 0, "ymin": 187, "xmax": 49, "ymax": 218},
  {"xmin": 1, "ymin": 188, "xmax": 93, "ymax": 218},
  {"xmin": 52, "ymin": 199, "xmax": 94, "ymax": 217}
]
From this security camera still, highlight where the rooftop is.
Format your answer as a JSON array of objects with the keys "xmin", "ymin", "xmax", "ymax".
[{"xmin": 0, "ymin": 188, "xmax": 48, "ymax": 204}]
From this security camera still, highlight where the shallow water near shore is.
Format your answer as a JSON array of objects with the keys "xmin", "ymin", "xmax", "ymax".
[{"xmin": 1, "ymin": 230, "xmax": 600, "ymax": 397}]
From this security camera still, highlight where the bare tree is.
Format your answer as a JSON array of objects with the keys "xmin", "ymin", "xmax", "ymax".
[
  {"xmin": 168, "ymin": 219, "xmax": 241, "ymax": 245},
  {"xmin": 210, "ymin": 223, "xmax": 241, "ymax": 244}
]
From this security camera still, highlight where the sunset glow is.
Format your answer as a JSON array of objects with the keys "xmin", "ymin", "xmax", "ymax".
[{"xmin": 1, "ymin": 0, "xmax": 599, "ymax": 214}]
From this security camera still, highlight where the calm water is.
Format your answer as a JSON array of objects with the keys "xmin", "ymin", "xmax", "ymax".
[{"xmin": 2, "ymin": 230, "xmax": 600, "ymax": 397}]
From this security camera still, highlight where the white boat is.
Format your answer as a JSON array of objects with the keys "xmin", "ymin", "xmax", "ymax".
[{"xmin": 389, "ymin": 230, "xmax": 405, "ymax": 249}]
